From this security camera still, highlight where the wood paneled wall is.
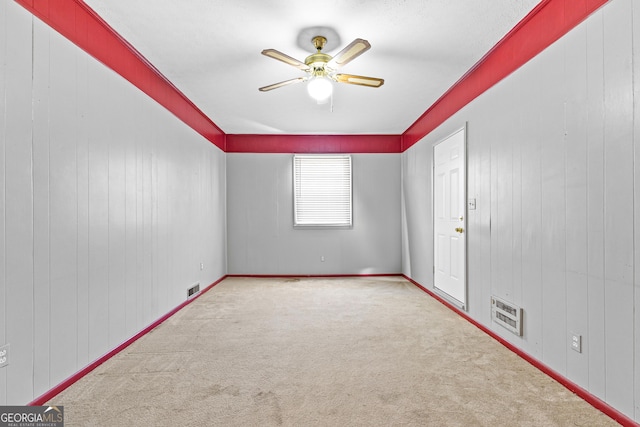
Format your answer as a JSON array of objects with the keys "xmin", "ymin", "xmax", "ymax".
[
  {"xmin": 402, "ymin": 0, "xmax": 639, "ymax": 420},
  {"xmin": 0, "ymin": 1, "xmax": 227, "ymax": 405}
]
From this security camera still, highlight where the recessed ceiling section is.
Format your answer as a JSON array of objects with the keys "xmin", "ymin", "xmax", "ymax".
[{"xmin": 83, "ymin": 0, "xmax": 540, "ymax": 135}]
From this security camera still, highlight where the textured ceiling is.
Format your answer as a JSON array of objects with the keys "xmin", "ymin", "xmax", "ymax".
[{"xmin": 83, "ymin": 0, "xmax": 540, "ymax": 135}]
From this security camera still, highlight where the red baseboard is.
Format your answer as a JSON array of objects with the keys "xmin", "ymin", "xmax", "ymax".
[
  {"xmin": 402, "ymin": 275, "xmax": 638, "ymax": 427},
  {"xmin": 28, "ymin": 276, "xmax": 228, "ymax": 406},
  {"xmin": 28, "ymin": 273, "xmax": 639, "ymax": 425},
  {"xmin": 226, "ymin": 273, "xmax": 403, "ymax": 278}
]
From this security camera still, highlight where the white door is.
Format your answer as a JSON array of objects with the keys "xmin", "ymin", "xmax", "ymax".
[{"xmin": 433, "ymin": 127, "xmax": 466, "ymax": 307}]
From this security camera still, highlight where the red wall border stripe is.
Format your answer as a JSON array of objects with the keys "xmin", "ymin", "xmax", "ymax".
[
  {"xmin": 14, "ymin": 0, "xmax": 608, "ymax": 154},
  {"xmin": 401, "ymin": 0, "xmax": 609, "ymax": 149},
  {"xmin": 28, "ymin": 276, "xmax": 227, "ymax": 406},
  {"xmin": 403, "ymin": 275, "xmax": 638, "ymax": 427},
  {"xmin": 14, "ymin": 0, "xmax": 226, "ymax": 151},
  {"xmin": 226, "ymin": 134, "xmax": 401, "ymax": 153}
]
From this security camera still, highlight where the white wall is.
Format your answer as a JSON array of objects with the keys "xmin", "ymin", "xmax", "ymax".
[
  {"xmin": 0, "ymin": 1, "xmax": 227, "ymax": 405},
  {"xmin": 402, "ymin": 0, "xmax": 640, "ymax": 420},
  {"xmin": 227, "ymin": 153, "xmax": 401, "ymax": 275}
]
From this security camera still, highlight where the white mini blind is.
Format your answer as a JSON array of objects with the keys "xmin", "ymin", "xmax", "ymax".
[{"xmin": 293, "ymin": 154, "xmax": 352, "ymax": 227}]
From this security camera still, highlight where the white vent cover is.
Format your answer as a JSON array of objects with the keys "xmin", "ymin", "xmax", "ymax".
[{"xmin": 491, "ymin": 296, "xmax": 523, "ymax": 336}]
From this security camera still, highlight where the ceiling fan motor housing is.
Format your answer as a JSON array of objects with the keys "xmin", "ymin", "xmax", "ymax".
[{"xmin": 306, "ymin": 36, "xmax": 332, "ymax": 76}]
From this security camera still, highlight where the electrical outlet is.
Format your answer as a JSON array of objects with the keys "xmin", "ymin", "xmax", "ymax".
[
  {"xmin": 321, "ymin": 256, "xmax": 325, "ymax": 262},
  {"xmin": 200, "ymin": 263, "xmax": 204, "ymax": 270},
  {"xmin": 570, "ymin": 332, "xmax": 582, "ymax": 353},
  {"xmin": 0, "ymin": 344, "xmax": 9, "ymax": 368}
]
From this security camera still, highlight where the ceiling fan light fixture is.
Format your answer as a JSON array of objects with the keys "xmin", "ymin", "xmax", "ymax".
[
  {"xmin": 260, "ymin": 35, "xmax": 383, "ymax": 98},
  {"xmin": 307, "ymin": 76, "xmax": 333, "ymax": 103}
]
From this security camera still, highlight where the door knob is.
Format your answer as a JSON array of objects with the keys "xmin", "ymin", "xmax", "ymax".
[{"xmin": 455, "ymin": 227, "xmax": 464, "ymax": 233}]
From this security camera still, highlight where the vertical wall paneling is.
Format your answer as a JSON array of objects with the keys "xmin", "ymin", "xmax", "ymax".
[
  {"xmin": 123, "ymin": 94, "xmax": 138, "ymax": 338},
  {"xmin": 1, "ymin": 3, "xmax": 228, "ymax": 404},
  {"xmin": 467, "ymin": 116, "xmax": 493, "ymax": 324},
  {"xmin": 160, "ymin": 137, "xmax": 170, "ymax": 313},
  {"xmin": 150, "ymin": 139, "xmax": 160, "ymax": 317},
  {"xmin": 4, "ymin": 1, "xmax": 35, "ymax": 404},
  {"xmin": 86, "ymin": 57, "xmax": 110, "ymax": 363},
  {"xmin": 633, "ymin": 0, "xmax": 640, "ymax": 419},
  {"xmin": 107, "ymin": 75, "xmax": 127, "ymax": 349},
  {"xmin": 401, "ymin": 0, "xmax": 639, "ymax": 420},
  {"xmin": 135, "ymin": 113, "xmax": 145, "ymax": 328},
  {"xmin": 32, "ymin": 18, "xmax": 52, "ymax": 396},
  {"xmin": 517, "ymin": 57, "xmax": 543, "ymax": 358},
  {"xmin": 563, "ymin": 22, "xmax": 590, "ymax": 386},
  {"xmin": 49, "ymin": 21, "xmax": 81, "ymax": 388},
  {"xmin": 400, "ymin": 155, "xmax": 411, "ymax": 275},
  {"xmin": 141, "ymin": 124, "xmax": 153, "ymax": 328},
  {"xmin": 538, "ymin": 39, "xmax": 568, "ymax": 373},
  {"xmin": 490, "ymin": 76, "xmax": 517, "ymax": 312},
  {"xmin": 0, "ymin": 0, "xmax": 8, "ymax": 405},
  {"xmin": 602, "ymin": 0, "xmax": 635, "ymax": 414},
  {"xmin": 75, "ymin": 51, "xmax": 90, "ymax": 370},
  {"xmin": 510, "ymin": 79, "xmax": 524, "ymax": 315},
  {"xmin": 585, "ymin": 8, "xmax": 606, "ymax": 400}
]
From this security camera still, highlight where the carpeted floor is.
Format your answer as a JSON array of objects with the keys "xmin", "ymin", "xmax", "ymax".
[{"xmin": 48, "ymin": 276, "xmax": 620, "ymax": 426}]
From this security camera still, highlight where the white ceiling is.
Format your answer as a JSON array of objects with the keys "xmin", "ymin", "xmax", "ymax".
[{"xmin": 84, "ymin": 0, "xmax": 540, "ymax": 135}]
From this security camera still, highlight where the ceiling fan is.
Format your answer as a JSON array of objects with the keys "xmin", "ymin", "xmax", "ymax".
[{"xmin": 259, "ymin": 35, "xmax": 384, "ymax": 102}]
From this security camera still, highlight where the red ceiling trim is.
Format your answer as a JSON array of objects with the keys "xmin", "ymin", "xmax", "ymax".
[
  {"xmin": 15, "ymin": 0, "xmax": 608, "ymax": 154},
  {"xmin": 401, "ymin": 0, "xmax": 610, "ymax": 150},
  {"xmin": 14, "ymin": 0, "xmax": 227, "ymax": 151},
  {"xmin": 226, "ymin": 134, "xmax": 402, "ymax": 154}
]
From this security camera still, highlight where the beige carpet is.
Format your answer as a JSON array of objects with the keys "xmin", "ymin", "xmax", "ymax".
[{"xmin": 48, "ymin": 276, "xmax": 620, "ymax": 426}]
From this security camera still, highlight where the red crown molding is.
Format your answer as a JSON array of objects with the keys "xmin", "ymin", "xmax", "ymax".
[
  {"xmin": 401, "ymin": 0, "xmax": 609, "ymax": 150},
  {"xmin": 226, "ymin": 134, "xmax": 402, "ymax": 153},
  {"xmin": 15, "ymin": 0, "xmax": 608, "ymax": 154},
  {"xmin": 14, "ymin": 0, "xmax": 226, "ymax": 151}
]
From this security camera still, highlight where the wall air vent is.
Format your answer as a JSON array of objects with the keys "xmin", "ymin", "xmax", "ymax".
[
  {"xmin": 491, "ymin": 296, "xmax": 523, "ymax": 336},
  {"xmin": 187, "ymin": 283, "xmax": 200, "ymax": 299}
]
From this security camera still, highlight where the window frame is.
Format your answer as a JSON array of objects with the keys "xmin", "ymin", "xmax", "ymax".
[{"xmin": 292, "ymin": 154, "xmax": 353, "ymax": 228}]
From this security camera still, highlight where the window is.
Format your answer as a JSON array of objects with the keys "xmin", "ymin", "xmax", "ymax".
[{"xmin": 293, "ymin": 154, "xmax": 352, "ymax": 227}]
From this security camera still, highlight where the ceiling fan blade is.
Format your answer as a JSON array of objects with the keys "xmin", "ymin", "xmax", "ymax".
[
  {"xmin": 334, "ymin": 73, "xmax": 384, "ymax": 88},
  {"xmin": 261, "ymin": 49, "xmax": 310, "ymax": 72},
  {"xmin": 259, "ymin": 77, "xmax": 306, "ymax": 92},
  {"xmin": 327, "ymin": 38, "xmax": 371, "ymax": 69}
]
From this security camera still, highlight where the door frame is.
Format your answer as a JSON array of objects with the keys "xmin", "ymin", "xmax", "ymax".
[{"xmin": 432, "ymin": 124, "xmax": 468, "ymax": 311}]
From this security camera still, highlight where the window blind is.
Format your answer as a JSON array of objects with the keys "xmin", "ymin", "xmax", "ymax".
[{"xmin": 293, "ymin": 155, "xmax": 352, "ymax": 227}]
